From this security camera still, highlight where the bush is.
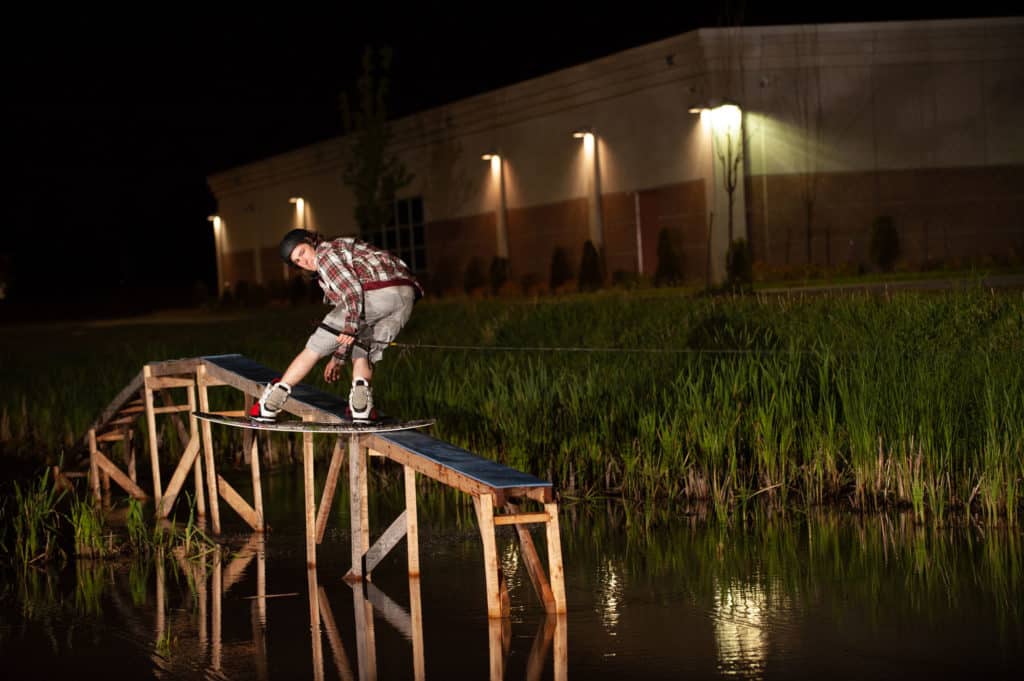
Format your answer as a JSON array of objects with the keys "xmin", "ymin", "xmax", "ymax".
[
  {"xmin": 489, "ymin": 256, "xmax": 509, "ymax": 295},
  {"xmin": 725, "ymin": 238, "xmax": 753, "ymax": 293},
  {"xmin": 654, "ymin": 228, "xmax": 682, "ymax": 286},
  {"xmin": 869, "ymin": 216, "xmax": 900, "ymax": 271},
  {"xmin": 463, "ymin": 256, "xmax": 486, "ymax": 294},
  {"xmin": 549, "ymin": 247, "xmax": 573, "ymax": 291},
  {"xmin": 578, "ymin": 240, "xmax": 604, "ymax": 292}
]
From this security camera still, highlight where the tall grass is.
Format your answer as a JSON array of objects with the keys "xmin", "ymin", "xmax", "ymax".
[{"xmin": 2, "ymin": 287, "xmax": 1022, "ymax": 522}]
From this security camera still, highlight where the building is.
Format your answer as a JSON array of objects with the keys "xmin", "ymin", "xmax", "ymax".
[{"xmin": 206, "ymin": 16, "xmax": 1024, "ymax": 297}]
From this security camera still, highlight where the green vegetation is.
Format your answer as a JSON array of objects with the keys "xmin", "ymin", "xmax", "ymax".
[{"xmin": 1, "ymin": 286, "xmax": 1022, "ymax": 523}]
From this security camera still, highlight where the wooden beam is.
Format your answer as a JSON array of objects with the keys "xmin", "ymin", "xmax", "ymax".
[
  {"xmin": 315, "ymin": 438, "xmax": 345, "ymax": 544},
  {"xmin": 404, "ymin": 466, "xmax": 420, "ymax": 577},
  {"xmin": 89, "ymin": 429, "xmax": 101, "ymax": 503},
  {"xmin": 217, "ymin": 474, "xmax": 261, "ymax": 531},
  {"xmin": 143, "ymin": 365, "xmax": 162, "ymax": 507},
  {"xmin": 515, "ymin": 523, "xmax": 556, "ymax": 613},
  {"xmin": 91, "ymin": 448, "xmax": 149, "ymax": 500},
  {"xmin": 156, "ymin": 437, "xmax": 201, "ymax": 517},
  {"xmin": 494, "ymin": 512, "xmax": 550, "ymax": 526},
  {"xmin": 90, "ymin": 370, "xmax": 143, "ymax": 441},
  {"xmin": 345, "ymin": 434, "xmax": 370, "ymax": 582},
  {"xmin": 364, "ymin": 435, "xmax": 506, "ymax": 504},
  {"xmin": 473, "ymin": 494, "xmax": 507, "ymax": 619},
  {"xmin": 302, "ymin": 416, "xmax": 316, "ymax": 568},
  {"xmin": 96, "ymin": 431, "xmax": 128, "ymax": 443},
  {"xmin": 187, "ymin": 385, "xmax": 205, "ymax": 517},
  {"xmin": 545, "ymin": 503, "xmax": 567, "ymax": 614},
  {"xmin": 363, "ymin": 510, "xmax": 408, "ymax": 576},
  {"xmin": 249, "ymin": 435, "xmax": 264, "ymax": 530},
  {"xmin": 152, "ymin": 404, "xmax": 193, "ymax": 415},
  {"xmin": 145, "ymin": 376, "xmax": 196, "ymax": 390},
  {"xmin": 147, "ymin": 358, "xmax": 201, "ymax": 377},
  {"xmin": 197, "ymin": 365, "xmax": 221, "ymax": 534}
]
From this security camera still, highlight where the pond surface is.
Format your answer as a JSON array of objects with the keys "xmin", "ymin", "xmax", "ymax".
[{"xmin": 1, "ymin": 468, "xmax": 1021, "ymax": 680}]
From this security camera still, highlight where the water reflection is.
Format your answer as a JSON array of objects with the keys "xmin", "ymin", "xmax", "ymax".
[
  {"xmin": 596, "ymin": 559, "xmax": 623, "ymax": 634},
  {"xmin": 712, "ymin": 576, "xmax": 776, "ymax": 677}
]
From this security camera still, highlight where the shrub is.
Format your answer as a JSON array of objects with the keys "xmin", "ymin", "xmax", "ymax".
[
  {"xmin": 578, "ymin": 240, "xmax": 604, "ymax": 292},
  {"xmin": 549, "ymin": 247, "xmax": 573, "ymax": 291},
  {"xmin": 489, "ymin": 256, "xmax": 509, "ymax": 295},
  {"xmin": 463, "ymin": 256, "xmax": 486, "ymax": 294},
  {"xmin": 725, "ymin": 238, "xmax": 753, "ymax": 292},
  {"xmin": 654, "ymin": 228, "xmax": 682, "ymax": 286},
  {"xmin": 869, "ymin": 216, "xmax": 900, "ymax": 271}
]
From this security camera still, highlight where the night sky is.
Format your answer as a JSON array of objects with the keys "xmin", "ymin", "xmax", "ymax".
[{"xmin": 4, "ymin": 3, "xmax": 1018, "ymax": 317}]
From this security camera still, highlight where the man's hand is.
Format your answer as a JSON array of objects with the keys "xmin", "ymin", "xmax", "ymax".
[
  {"xmin": 324, "ymin": 357, "xmax": 343, "ymax": 383},
  {"xmin": 336, "ymin": 333, "xmax": 355, "ymax": 350}
]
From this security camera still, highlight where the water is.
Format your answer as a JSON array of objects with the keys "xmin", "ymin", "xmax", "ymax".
[{"xmin": 2, "ymin": 468, "xmax": 1022, "ymax": 680}]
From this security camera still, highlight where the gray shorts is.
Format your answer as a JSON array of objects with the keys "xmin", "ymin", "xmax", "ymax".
[{"xmin": 305, "ymin": 285, "xmax": 416, "ymax": 364}]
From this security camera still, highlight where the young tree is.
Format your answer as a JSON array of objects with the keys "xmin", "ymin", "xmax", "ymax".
[{"xmin": 340, "ymin": 46, "xmax": 413, "ymax": 232}]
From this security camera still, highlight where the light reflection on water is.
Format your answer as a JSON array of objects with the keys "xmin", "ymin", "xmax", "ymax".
[{"xmin": 1, "ymin": 479, "xmax": 1023, "ymax": 680}]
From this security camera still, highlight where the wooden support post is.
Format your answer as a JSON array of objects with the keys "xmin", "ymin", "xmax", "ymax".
[
  {"xmin": 545, "ymin": 502, "xmax": 567, "ymax": 614},
  {"xmin": 127, "ymin": 429, "xmax": 137, "ymax": 484},
  {"xmin": 303, "ymin": 416, "xmax": 317, "ymax": 568},
  {"xmin": 507, "ymin": 503, "xmax": 556, "ymax": 612},
  {"xmin": 143, "ymin": 365, "xmax": 163, "ymax": 508},
  {"xmin": 197, "ymin": 365, "xmax": 221, "ymax": 534},
  {"xmin": 473, "ymin": 493, "xmax": 509, "ymax": 619},
  {"xmin": 187, "ymin": 384, "xmax": 206, "ymax": 517},
  {"xmin": 249, "ymin": 436, "xmax": 264, "ymax": 530},
  {"xmin": 315, "ymin": 437, "xmax": 346, "ymax": 544},
  {"xmin": 363, "ymin": 511, "xmax": 407, "ymax": 575},
  {"xmin": 405, "ymin": 465, "xmax": 420, "ymax": 577},
  {"xmin": 216, "ymin": 475, "xmax": 262, "ymax": 531},
  {"xmin": 88, "ymin": 428, "xmax": 101, "ymax": 504},
  {"xmin": 346, "ymin": 434, "xmax": 370, "ymax": 581}
]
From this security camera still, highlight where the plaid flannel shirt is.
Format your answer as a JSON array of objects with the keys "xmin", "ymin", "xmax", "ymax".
[{"xmin": 315, "ymin": 237, "xmax": 422, "ymax": 340}]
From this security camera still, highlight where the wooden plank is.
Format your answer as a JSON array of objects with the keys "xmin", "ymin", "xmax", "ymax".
[
  {"xmin": 516, "ymin": 524, "xmax": 556, "ymax": 613},
  {"xmin": 91, "ymin": 448, "xmax": 149, "ymax": 500},
  {"xmin": 152, "ymin": 404, "xmax": 193, "ymax": 415},
  {"xmin": 404, "ymin": 466, "xmax": 420, "ymax": 577},
  {"xmin": 89, "ymin": 429, "xmax": 102, "ymax": 503},
  {"xmin": 217, "ymin": 474, "xmax": 261, "ymax": 531},
  {"xmin": 106, "ymin": 415, "xmax": 140, "ymax": 426},
  {"xmin": 200, "ymin": 355, "xmax": 331, "ymax": 421},
  {"xmin": 315, "ymin": 438, "xmax": 346, "ymax": 544},
  {"xmin": 363, "ymin": 510, "xmax": 408, "ymax": 575},
  {"xmin": 473, "ymin": 494, "xmax": 506, "ymax": 619},
  {"xmin": 145, "ymin": 376, "xmax": 196, "ymax": 390},
  {"xmin": 494, "ymin": 512, "xmax": 550, "ymax": 526},
  {"xmin": 545, "ymin": 503, "xmax": 567, "ymax": 614},
  {"xmin": 197, "ymin": 365, "xmax": 221, "ymax": 534},
  {"xmin": 187, "ymin": 386, "xmax": 205, "ymax": 517},
  {"xmin": 90, "ymin": 370, "xmax": 144, "ymax": 439},
  {"xmin": 147, "ymin": 357, "xmax": 201, "ymax": 377},
  {"xmin": 156, "ymin": 437, "xmax": 201, "ymax": 517},
  {"xmin": 365, "ymin": 436, "xmax": 506, "ymax": 504},
  {"xmin": 143, "ymin": 366, "xmax": 162, "ymax": 507},
  {"xmin": 97, "ymin": 431, "xmax": 127, "ymax": 443}
]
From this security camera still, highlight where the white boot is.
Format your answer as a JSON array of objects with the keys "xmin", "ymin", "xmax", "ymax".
[{"xmin": 348, "ymin": 378, "xmax": 374, "ymax": 421}]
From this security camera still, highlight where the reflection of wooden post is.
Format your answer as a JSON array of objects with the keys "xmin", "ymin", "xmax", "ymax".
[
  {"xmin": 488, "ymin": 618, "xmax": 506, "ymax": 681},
  {"xmin": 545, "ymin": 503, "xmax": 567, "ymax": 614},
  {"xmin": 187, "ymin": 384, "xmax": 206, "ymax": 517},
  {"xmin": 212, "ymin": 549, "xmax": 223, "ymax": 671},
  {"xmin": 303, "ymin": 417, "xmax": 316, "ymax": 568},
  {"xmin": 197, "ymin": 554, "xmax": 208, "ymax": 650},
  {"xmin": 155, "ymin": 557, "xmax": 166, "ymax": 649},
  {"xmin": 347, "ymin": 435, "xmax": 369, "ymax": 581},
  {"xmin": 197, "ymin": 365, "xmax": 221, "ymax": 534},
  {"xmin": 257, "ymin": 535, "xmax": 267, "ymax": 626},
  {"xmin": 351, "ymin": 582, "xmax": 378, "ymax": 681},
  {"xmin": 405, "ymin": 466, "xmax": 420, "ymax": 576},
  {"xmin": 308, "ymin": 566, "xmax": 325, "ymax": 681},
  {"xmin": 554, "ymin": 614, "xmax": 568, "ymax": 681},
  {"xmin": 319, "ymin": 586, "xmax": 357, "ymax": 681},
  {"xmin": 250, "ymin": 436, "xmax": 264, "ymax": 529},
  {"xmin": 473, "ymin": 493, "xmax": 508, "ymax": 618},
  {"xmin": 409, "ymin": 576, "xmax": 425, "ymax": 681},
  {"xmin": 526, "ymin": 616, "xmax": 557, "ymax": 681},
  {"xmin": 143, "ymin": 365, "xmax": 163, "ymax": 507}
]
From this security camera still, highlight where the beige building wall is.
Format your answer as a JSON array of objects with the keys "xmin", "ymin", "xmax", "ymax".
[{"xmin": 208, "ymin": 16, "xmax": 1024, "ymax": 293}]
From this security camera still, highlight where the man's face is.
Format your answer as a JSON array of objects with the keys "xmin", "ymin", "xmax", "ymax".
[{"xmin": 290, "ymin": 243, "xmax": 317, "ymax": 271}]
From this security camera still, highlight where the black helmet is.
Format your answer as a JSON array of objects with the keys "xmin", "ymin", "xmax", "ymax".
[{"xmin": 279, "ymin": 228, "xmax": 313, "ymax": 265}]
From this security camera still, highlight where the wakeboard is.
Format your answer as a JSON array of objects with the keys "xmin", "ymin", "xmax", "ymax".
[{"xmin": 194, "ymin": 411, "xmax": 434, "ymax": 434}]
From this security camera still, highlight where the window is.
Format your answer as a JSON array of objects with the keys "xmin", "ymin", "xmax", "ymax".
[{"xmin": 361, "ymin": 196, "xmax": 427, "ymax": 274}]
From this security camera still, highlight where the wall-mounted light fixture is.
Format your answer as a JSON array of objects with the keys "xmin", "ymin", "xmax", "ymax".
[
  {"xmin": 482, "ymin": 153, "xmax": 508, "ymax": 259},
  {"xmin": 572, "ymin": 128, "xmax": 604, "ymax": 250},
  {"xmin": 288, "ymin": 196, "xmax": 306, "ymax": 229}
]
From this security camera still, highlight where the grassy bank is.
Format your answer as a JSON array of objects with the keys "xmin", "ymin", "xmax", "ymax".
[{"xmin": 1, "ymin": 286, "xmax": 1022, "ymax": 522}]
